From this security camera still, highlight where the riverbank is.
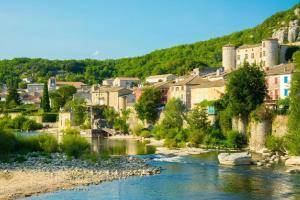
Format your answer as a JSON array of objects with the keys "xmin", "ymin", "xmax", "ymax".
[{"xmin": 0, "ymin": 153, "xmax": 160, "ymax": 200}]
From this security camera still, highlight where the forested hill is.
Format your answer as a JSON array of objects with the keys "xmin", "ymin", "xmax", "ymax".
[{"xmin": 0, "ymin": 3, "xmax": 299, "ymax": 86}]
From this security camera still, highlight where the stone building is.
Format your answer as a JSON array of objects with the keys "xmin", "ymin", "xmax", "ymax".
[
  {"xmin": 190, "ymin": 79, "xmax": 226, "ymax": 109},
  {"xmin": 169, "ymin": 76, "xmax": 207, "ymax": 109},
  {"xmin": 112, "ymin": 77, "xmax": 140, "ymax": 88},
  {"xmin": 222, "ymin": 39, "xmax": 289, "ymax": 71},
  {"xmin": 91, "ymin": 85, "xmax": 135, "ymax": 112}
]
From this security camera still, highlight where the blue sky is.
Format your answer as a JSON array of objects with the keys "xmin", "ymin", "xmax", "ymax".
[{"xmin": 0, "ymin": 0, "xmax": 298, "ymax": 60}]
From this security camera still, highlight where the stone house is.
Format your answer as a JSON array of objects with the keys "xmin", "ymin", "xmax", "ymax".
[
  {"xmin": 265, "ymin": 63, "xmax": 294, "ymax": 100},
  {"xmin": 145, "ymin": 74, "xmax": 176, "ymax": 84},
  {"xmin": 27, "ymin": 83, "xmax": 44, "ymax": 94},
  {"xmin": 190, "ymin": 79, "xmax": 226, "ymax": 109},
  {"xmin": 91, "ymin": 86, "xmax": 135, "ymax": 112},
  {"xmin": 102, "ymin": 78, "xmax": 114, "ymax": 86},
  {"xmin": 112, "ymin": 77, "xmax": 140, "ymax": 88},
  {"xmin": 169, "ymin": 76, "xmax": 207, "ymax": 109}
]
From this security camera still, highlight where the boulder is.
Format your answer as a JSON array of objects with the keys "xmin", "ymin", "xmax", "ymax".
[
  {"xmin": 218, "ymin": 152, "xmax": 252, "ymax": 166},
  {"xmin": 285, "ymin": 156, "xmax": 300, "ymax": 166}
]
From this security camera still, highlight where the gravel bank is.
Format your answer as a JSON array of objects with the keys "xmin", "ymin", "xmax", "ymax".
[{"xmin": 0, "ymin": 153, "xmax": 160, "ymax": 200}]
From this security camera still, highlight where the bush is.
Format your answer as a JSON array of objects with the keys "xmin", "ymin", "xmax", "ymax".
[
  {"xmin": 140, "ymin": 130, "xmax": 151, "ymax": 138},
  {"xmin": 131, "ymin": 123, "xmax": 144, "ymax": 136},
  {"xmin": 226, "ymin": 130, "xmax": 246, "ymax": 149},
  {"xmin": 37, "ymin": 133, "xmax": 58, "ymax": 153},
  {"xmin": 22, "ymin": 120, "xmax": 43, "ymax": 131},
  {"xmin": 284, "ymin": 132, "xmax": 300, "ymax": 155},
  {"xmin": 0, "ymin": 129, "xmax": 17, "ymax": 154},
  {"xmin": 187, "ymin": 128, "xmax": 205, "ymax": 146},
  {"xmin": 265, "ymin": 135, "xmax": 285, "ymax": 153},
  {"xmin": 61, "ymin": 134, "xmax": 90, "ymax": 158},
  {"xmin": 62, "ymin": 127, "xmax": 80, "ymax": 135},
  {"xmin": 42, "ymin": 113, "xmax": 58, "ymax": 122},
  {"xmin": 218, "ymin": 109, "xmax": 232, "ymax": 134},
  {"xmin": 15, "ymin": 135, "xmax": 40, "ymax": 153}
]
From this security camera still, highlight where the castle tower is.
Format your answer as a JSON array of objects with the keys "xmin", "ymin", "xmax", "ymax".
[
  {"xmin": 222, "ymin": 45, "xmax": 236, "ymax": 71},
  {"xmin": 48, "ymin": 77, "xmax": 57, "ymax": 91},
  {"xmin": 263, "ymin": 38, "xmax": 279, "ymax": 68}
]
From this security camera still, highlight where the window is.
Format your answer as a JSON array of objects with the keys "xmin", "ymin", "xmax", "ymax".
[
  {"xmin": 245, "ymin": 54, "xmax": 248, "ymax": 59},
  {"xmin": 251, "ymin": 53, "xmax": 254, "ymax": 59},
  {"xmin": 260, "ymin": 52, "xmax": 262, "ymax": 58},
  {"xmin": 284, "ymin": 76, "xmax": 288, "ymax": 83},
  {"xmin": 284, "ymin": 89, "xmax": 289, "ymax": 96},
  {"xmin": 263, "ymin": 51, "xmax": 266, "ymax": 56},
  {"xmin": 274, "ymin": 77, "xmax": 278, "ymax": 84},
  {"xmin": 237, "ymin": 55, "xmax": 240, "ymax": 60},
  {"xmin": 176, "ymin": 87, "xmax": 179, "ymax": 91}
]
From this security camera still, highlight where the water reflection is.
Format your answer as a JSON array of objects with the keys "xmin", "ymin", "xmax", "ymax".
[{"xmin": 89, "ymin": 137, "xmax": 156, "ymax": 155}]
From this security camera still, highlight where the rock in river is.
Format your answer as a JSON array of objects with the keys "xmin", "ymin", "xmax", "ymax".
[
  {"xmin": 218, "ymin": 152, "xmax": 252, "ymax": 165},
  {"xmin": 285, "ymin": 156, "xmax": 300, "ymax": 166}
]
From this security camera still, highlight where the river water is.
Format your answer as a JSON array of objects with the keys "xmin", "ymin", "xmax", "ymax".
[{"xmin": 22, "ymin": 139, "xmax": 300, "ymax": 200}]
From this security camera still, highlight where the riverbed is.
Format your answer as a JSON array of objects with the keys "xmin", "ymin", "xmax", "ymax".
[{"xmin": 21, "ymin": 149, "xmax": 300, "ymax": 200}]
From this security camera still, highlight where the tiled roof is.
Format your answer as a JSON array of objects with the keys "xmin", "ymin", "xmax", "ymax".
[
  {"xmin": 265, "ymin": 63, "xmax": 294, "ymax": 76},
  {"xmin": 191, "ymin": 80, "xmax": 226, "ymax": 89},
  {"xmin": 146, "ymin": 74, "xmax": 175, "ymax": 79},
  {"xmin": 152, "ymin": 81, "xmax": 172, "ymax": 89},
  {"xmin": 93, "ymin": 86, "xmax": 132, "ymax": 93},
  {"xmin": 173, "ymin": 75, "xmax": 208, "ymax": 86},
  {"xmin": 56, "ymin": 81, "xmax": 86, "ymax": 89},
  {"xmin": 237, "ymin": 44, "xmax": 261, "ymax": 50},
  {"xmin": 114, "ymin": 77, "xmax": 140, "ymax": 81}
]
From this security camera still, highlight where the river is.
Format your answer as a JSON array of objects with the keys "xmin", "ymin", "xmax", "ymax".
[{"xmin": 22, "ymin": 138, "xmax": 300, "ymax": 200}]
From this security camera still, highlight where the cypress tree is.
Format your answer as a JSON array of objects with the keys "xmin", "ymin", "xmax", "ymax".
[
  {"xmin": 41, "ymin": 82, "xmax": 51, "ymax": 112},
  {"xmin": 6, "ymin": 82, "xmax": 21, "ymax": 106}
]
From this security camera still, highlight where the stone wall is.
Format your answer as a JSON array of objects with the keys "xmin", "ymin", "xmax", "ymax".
[
  {"xmin": 249, "ymin": 120, "xmax": 272, "ymax": 153},
  {"xmin": 272, "ymin": 115, "xmax": 288, "ymax": 138}
]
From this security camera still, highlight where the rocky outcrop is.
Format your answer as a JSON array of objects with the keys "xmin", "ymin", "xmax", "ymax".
[
  {"xmin": 272, "ymin": 8, "xmax": 300, "ymax": 43},
  {"xmin": 285, "ymin": 156, "xmax": 300, "ymax": 166},
  {"xmin": 218, "ymin": 152, "xmax": 252, "ymax": 165}
]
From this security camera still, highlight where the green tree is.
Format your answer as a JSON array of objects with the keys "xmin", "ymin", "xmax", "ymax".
[
  {"xmin": 6, "ymin": 84, "xmax": 21, "ymax": 106},
  {"xmin": 286, "ymin": 51, "xmax": 300, "ymax": 155},
  {"xmin": 41, "ymin": 82, "xmax": 51, "ymax": 112},
  {"xmin": 162, "ymin": 98, "xmax": 186, "ymax": 129},
  {"xmin": 50, "ymin": 85, "xmax": 77, "ymax": 111},
  {"xmin": 226, "ymin": 63, "xmax": 267, "ymax": 119},
  {"xmin": 64, "ymin": 97, "xmax": 87, "ymax": 126},
  {"xmin": 187, "ymin": 105, "xmax": 210, "ymax": 130},
  {"xmin": 134, "ymin": 87, "xmax": 162, "ymax": 124}
]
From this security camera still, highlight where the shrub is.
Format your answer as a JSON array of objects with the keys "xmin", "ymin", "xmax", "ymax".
[
  {"xmin": 218, "ymin": 109, "xmax": 232, "ymax": 134},
  {"xmin": 226, "ymin": 130, "xmax": 246, "ymax": 149},
  {"xmin": 131, "ymin": 123, "xmax": 144, "ymax": 136},
  {"xmin": 37, "ymin": 133, "xmax": 58, "ymax": 153},
  {"xmin": 22, "ymin": 120, "xmax": 43, "ymax": 131},
  {"xmin": 15, "ymin": 135, "xmax": 40, "ymax": 153},
  {"xmin": 42, "ymin": 113, "xmax": 58, "ymax": 122},
  {"xmin": 140, "ymin": 130, "xmax": 151, "ymax": 138},
  {"xmin": 0, "ymin": 129, "xmax": 17, "ymax": 154},
  {"xmin": 61, "ymin": 134, "xmax": 90, "ymax": 158},
  {"xmin": 187, "ymin": 128, "xmax": 205, "ymax": 146},
  {"xmin": 284, "ymin": 132, "xmax": 300, "ymax": 155},
  {"xmin": 265, "ymin": 135, "xmax": 285, "ymax": 153},
  {"xmin": 62, "ymin": 127, "xmax": 80, "ymax": 135}
]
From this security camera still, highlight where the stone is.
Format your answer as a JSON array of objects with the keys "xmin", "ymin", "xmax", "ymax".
[
  {"xmin": 286, "ymin": 167, "xmax": 300, "ymax": 174},
  {"xmin": 218, "ymin": 152, "xmax": 252, "ymax": 166},
  {"xmin": 285, "ymin": 156, "xmax": 300, "ymax": 166},
  {"xmin": 257, "ymin": 162, "xmax": 263, "ymax": 167},
  {"xmin": 266, "ymin": 163, "xmax": 272, "ymax": 167}
]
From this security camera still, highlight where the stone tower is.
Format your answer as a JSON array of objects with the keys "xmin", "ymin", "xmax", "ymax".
[
  {"xmin": 48, "ymin": 77, "xmax": 57, "ymax": 91},
  {"xmin": 222, "ymin": 45, "xmax": 236, "ymax": 71},
  {"xmin": 263, "ymin": 39, "xmax": 279, "ymax": 68}
]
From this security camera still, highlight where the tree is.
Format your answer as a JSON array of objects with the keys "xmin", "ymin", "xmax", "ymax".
[
  {"xmin": 64, "ymin": 97, "xmax": 87, "ymax": 126},
  {"xmin": 134, "ymin": 87, "xmax": 162, "ymax": 124},
  {"xmin": 41, "ymin": 82, "xmax": 51, "ymax": 112},
  {"xmin": 286, "ymin": 51, "xmax": 300, "ymax": 155},
  {"xmin": 226, "ymin": 63, "xmax": 267, "ymax": 119},
  {"xmin": 187, "ymin": 105, "xmax": 210, "ymax": 131},
  {"xmin": 49, "ymin": 85, "xmax": 77, "ymax": 111},
  {"xmin": 161, "ymin": 98, "xmax": 186, "ymax": 130},
  {"xmin": 6, "ymin": 84, "xmax": 21, "ymax": 106}
]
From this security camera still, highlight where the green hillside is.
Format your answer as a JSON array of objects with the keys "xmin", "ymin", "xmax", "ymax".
[{"xmin": 0, "ymin": 3, "xmax": 299, "ymax": 85}]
